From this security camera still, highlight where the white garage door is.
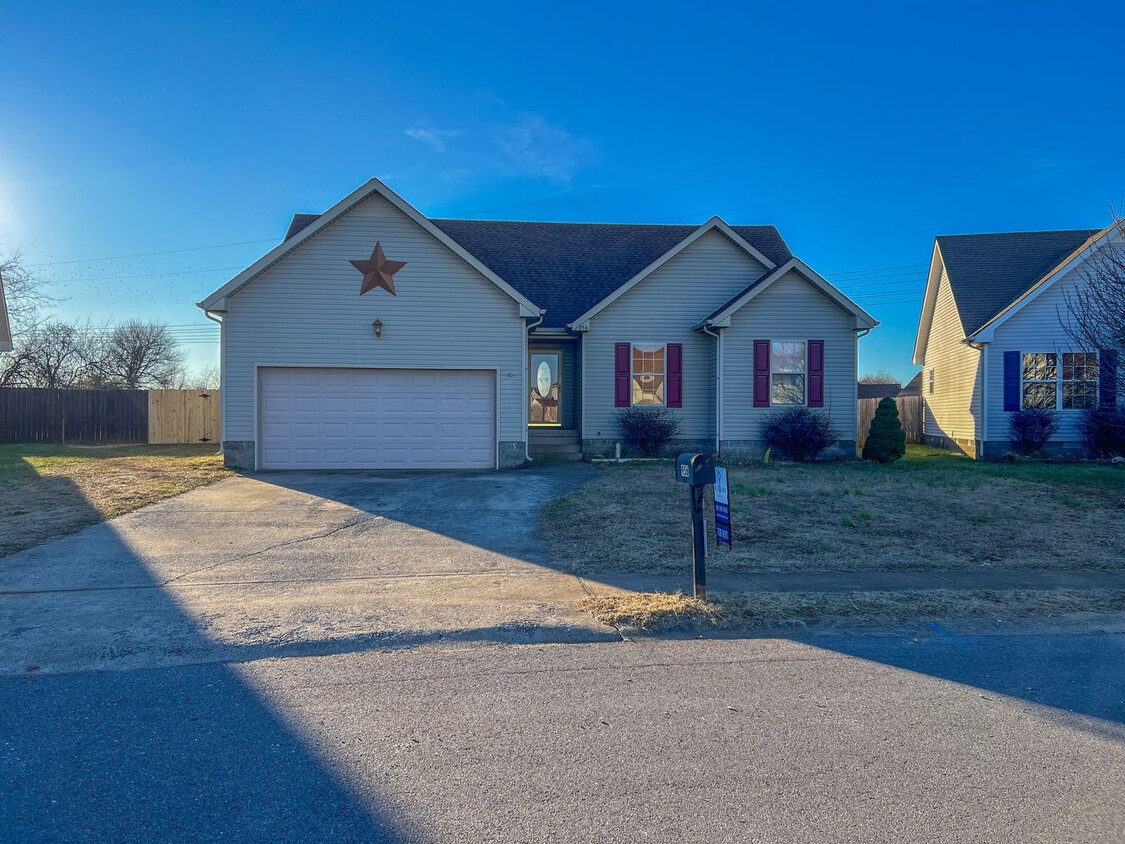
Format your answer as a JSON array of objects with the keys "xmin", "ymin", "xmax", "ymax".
[{"xmin": 259, "ymin": 368, "xmax": 496, "ymax": 470}]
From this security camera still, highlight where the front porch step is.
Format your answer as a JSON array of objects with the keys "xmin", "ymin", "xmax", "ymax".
[
  {"xmin": 528, "ymin": 429, "xmax": 583, "ymax": 463},
  {"xmin": 528, "ymin": 428, "xmax": 581, "ymax": 440}
]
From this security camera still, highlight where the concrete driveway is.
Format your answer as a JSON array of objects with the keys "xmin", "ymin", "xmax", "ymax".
[{"xmin": 0, "ymin": 465, "xmax": 618, "ymax": 675}]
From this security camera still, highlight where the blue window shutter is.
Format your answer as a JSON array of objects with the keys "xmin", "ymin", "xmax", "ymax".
[
  {"xmin": 1003, "ymin": 351, "xmax": 1021, "ymax": 412},
  {"xmin": 1100, "ymin": 349, "xmax": 1118, "ymax": 409}
]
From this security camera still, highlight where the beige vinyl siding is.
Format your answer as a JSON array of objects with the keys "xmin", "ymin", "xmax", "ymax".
[
  {"xmin": 984, "ymin": 260, "xmax": 1113, "ymax": 444},
  {"xmin": 722, "ymin": 270, "xmax": 858, "ymax": 443},
  {"xmin": 221, "ymin": 192, "xmax": 527, "ymax": 445},
  {"xmin": 582, "ymin": 230, "xmax": 768, "ymax": 442},
  {"xmin": 922, "ymin": 265, "xmax": 981, "ymax": 444}
]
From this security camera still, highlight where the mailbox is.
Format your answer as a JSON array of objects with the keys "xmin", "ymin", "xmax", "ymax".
[{"xmin": 676, "ymin": 452, "xmax": 715, "ymax": 486}]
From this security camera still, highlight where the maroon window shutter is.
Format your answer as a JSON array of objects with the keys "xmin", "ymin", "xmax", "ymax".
[
  {"xmin": 615, "ymin": 343, "xmax": 631, "ymax": 407},
  {"xmin": 753, "ymin": 340, "xmax": 770, "ymax": 407},
  {"xmin": 807, "ymin": 340, "xmax": 824, "ymax": 407},
  {"xmin": 667, "ymin": 343, "xmax": 683, "ymax": 408}
]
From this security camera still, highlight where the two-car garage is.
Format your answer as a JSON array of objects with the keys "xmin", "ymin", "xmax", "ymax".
[{"xmin": 258, "ymin": 367, "xmax": 497, "ymax": 470}]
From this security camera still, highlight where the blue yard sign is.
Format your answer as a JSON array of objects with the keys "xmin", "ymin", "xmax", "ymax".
[{"xmin": 714, "ymin": 467, "xmax": 732, "ymax": 547}]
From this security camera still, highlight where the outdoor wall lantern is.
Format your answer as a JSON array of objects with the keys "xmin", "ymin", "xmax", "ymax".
[{"xmin": 373, "ymin": 318, "xmax": 383, "ymax": 339}]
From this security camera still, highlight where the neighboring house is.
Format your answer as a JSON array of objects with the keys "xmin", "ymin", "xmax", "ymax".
[
  {"xmin": 913, "ymin": 225, "xmax": 1121, "ymax": 457},
  {"xmin": 197, "ymin": 179, "xmax": 877, "ymax": 470},
  {"xmin": 0, "ymin": 268, "xmax": 11, "ymax": 352},
  {"xmin": 897, "ymin": 372, "xmax": 922, "ymax": 397},
  {"xmin": 857, "ymin": 382, "xmax": 901, "ymax": 400}
]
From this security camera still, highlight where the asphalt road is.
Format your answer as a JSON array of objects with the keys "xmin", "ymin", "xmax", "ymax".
[{"xmin": 4, "ymin": 631, "xmax": 1123, "ymax": 843}]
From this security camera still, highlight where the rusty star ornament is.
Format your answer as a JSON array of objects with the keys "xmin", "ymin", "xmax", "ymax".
[{"xmin": 350, "ymin": 243, "xmax": 406, "ymax": 296}]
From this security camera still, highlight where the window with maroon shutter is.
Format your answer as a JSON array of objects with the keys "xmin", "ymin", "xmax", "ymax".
[
  {"xmin": 667, "ymin": 343, "xmax": 683, "ymax": 408},
  {"xmin": 753, "ymin": 340, "xmax": 770, "ymax": 407},
  {"xmin": 807, "ymin": 340, "xmax": 824, "ymax": 407},
  {"xmin": 614, "ymin": 343, "xmax": 631, "ymax": 407}
]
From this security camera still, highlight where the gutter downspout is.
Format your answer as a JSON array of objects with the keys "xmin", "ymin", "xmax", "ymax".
[
  {"xmin": 964, "ymin": 339, "xmax": 988, "ymax": 457},
  {"xmin": 203, "ymin": 309, "xmax": 225, "ymax": 458},
  {"xmin": 524, "ymin": 311, "xmax": 546, "ymax": 462},
  {"xmin": 703, "ymin": 324, "xmax": 722, "ymax": 455}
]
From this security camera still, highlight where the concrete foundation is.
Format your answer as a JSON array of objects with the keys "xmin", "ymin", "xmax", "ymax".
[{"xmin": 222, "ymin": 440, "xmax": 256, "ymax": 470}]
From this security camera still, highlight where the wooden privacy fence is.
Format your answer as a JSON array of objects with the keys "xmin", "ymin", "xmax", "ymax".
[
  {"xmin": 147, "ymin": 389, "xmax": 220, "ymax": 444},
  {"xmin": 0, "ymin": 388, "xmax": 219, "ymax": 444},
  {"xmin": 858, "ymin": 395, "xmax": 923, "ymax": 448}
]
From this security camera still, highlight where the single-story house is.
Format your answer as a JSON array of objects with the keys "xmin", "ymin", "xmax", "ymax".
[
  {"xmin": 197, "ymin": 179, "xmax": 877, "ymax": 470},
  {"xmin": 913, "ymin": 224, "xmax": 1121, "ymax": 457}
]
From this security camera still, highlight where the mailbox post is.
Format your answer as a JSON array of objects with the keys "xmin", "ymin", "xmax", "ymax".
[{"xmin": 676, "ymin": 453, "xmax": 715, "ymax": 600}]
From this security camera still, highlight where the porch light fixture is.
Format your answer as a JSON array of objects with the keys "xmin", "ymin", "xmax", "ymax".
[{"xmin": 373, "ymin": 318, "xmax": 383, "ymax": 339}]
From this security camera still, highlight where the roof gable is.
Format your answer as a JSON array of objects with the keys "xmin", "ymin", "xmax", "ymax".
[
  {"xmin": 694, "ymin": 258, "xmax": 878, "ymax": 330},
  {"xmin": 936, "ymin": 229, "xmax": 1100, "ymax": 335},
  {"xmin": 432, "ymin": 217, "xmax": 791, "ymax": 330},
  {"xmin": 197, "ymin": 179, "xmax": 540, "ymax": 316}
]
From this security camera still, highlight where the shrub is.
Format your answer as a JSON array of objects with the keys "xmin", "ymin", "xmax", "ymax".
[
  {"xmin": 616, "ymin": 406, "xmax": 681, "ymax": 457},
  {"xmin": 862, "ymin": 397, "xmax": 907, "ymax": 463},
  {"xmin": 1008, "ymin": 408, "xmax": 1058, "ymax": 456},
  {"xmin": 761, "ymin": 407, "xmax": 838, "ymax": 463},
  {"xmin": 1080, "ymin": 408, "xmax": 1125, "ymax": 458}
]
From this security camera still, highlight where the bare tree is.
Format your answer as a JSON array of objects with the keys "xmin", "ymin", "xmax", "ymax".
[
  {"xmin": 171, "ymin": 364, "xmax": 220, "ymax": 391},
  {"xmin": 20, "ymin": 321, "xmax": 93, "ymax": 387},
  {"xmin": 1059, "ymin": 216, "xmax": 1125, "ymax": 401},
  {"xmin": 859, "ymin": 370, "xmax": 901, "ymax": 385},
  {"xmin": 86, "ymin": 320, "xmax": 187, "ymax": 389},
  {"xmin": 0, "ymin": 250, "xmax": 58, "ymax": 387}
]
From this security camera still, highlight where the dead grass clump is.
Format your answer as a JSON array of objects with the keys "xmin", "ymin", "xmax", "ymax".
[{"xmin": 582, "ymin": 591, "xmax": 724, "ymax": 630}]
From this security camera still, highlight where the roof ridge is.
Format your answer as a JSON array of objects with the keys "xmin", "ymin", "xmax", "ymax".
[
  {"xmin": 936, "ymin": 228, "xmax": 1100, "ymax": 239},
  {"xmin": 430, "ymin": 217, "xmax": 779, "ymax": 229}
]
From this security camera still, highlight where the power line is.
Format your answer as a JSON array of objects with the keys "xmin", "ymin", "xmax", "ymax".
[
  {"xmin": 27, "ymin": 238, "xmax": 277, "ymax": 268},
  {"xmin": 823, "ymin": 262, "xmax": 929, "ymax": 277},
  {"xmin": 651, "ymin": 149, "xmax": 1125, "ymax": 222},
  {"xmin": 447, "ymin": 104, "xmax": 1125, "ymax": 218},
  {"xmin": 47, "ymin": 265, "xmax": 245, "ymax": 285}
]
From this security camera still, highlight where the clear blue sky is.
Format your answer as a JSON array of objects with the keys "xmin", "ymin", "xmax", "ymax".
[{"xmin": 3, "ymin": 1, "xmax": 1124, "ymax": 382}]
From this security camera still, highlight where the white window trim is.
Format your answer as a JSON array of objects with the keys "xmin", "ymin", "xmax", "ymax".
[
  {"xmin": 630, "ymin": 341, "xmax": 668, "ymax": 407},
  {"xmin": 1019, "ymin": 351, "xmax": 1099, "ymax": 411},
  {"xmin": 770, "ymin": 339, "xmax": 808, "ymax": 407}
]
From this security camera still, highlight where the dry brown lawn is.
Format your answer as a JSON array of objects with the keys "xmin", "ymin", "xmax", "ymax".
[
  {"xmin": 583, "ymin": 588, "xmax": 1125, "ymax": 631},
  {"xmin": 0, "ymin": 444, "xmax": 230, "ymax": 557},
  {"xmin": 544, "ymin": 446, "xmax": 1125, "ymax": 574}
]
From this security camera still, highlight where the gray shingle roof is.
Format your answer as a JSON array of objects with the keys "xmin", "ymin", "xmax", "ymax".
[
  {"xmin": 282, "ymin": 213, "xmax": 792, "ymax": 329},
  {"xmin": 284, "ymin": 213, "xmax": 321, "ymax": 241},
  {"xmin": 430, "ymin": 220, "xmax": 792, "ymax": 329},
  {"xmin": 858, "ymin": 383, "xmax": 902, "ymax": 400},
  {"xmin": 936, "ymin": 229, "xmax": 1099, "ymax": 335},
  {"xmin": 897, "ymin": 371, "xmax": 923, "ymax": 397}
]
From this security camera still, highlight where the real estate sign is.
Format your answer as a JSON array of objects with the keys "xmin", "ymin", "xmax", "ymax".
[{"xmin": 714, "ymin": 467, "xmax": 732, "ymax": 547}]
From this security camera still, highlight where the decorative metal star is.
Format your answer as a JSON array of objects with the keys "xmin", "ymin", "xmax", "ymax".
[{"xmin": 350, "ymin": 242, "xmax": 406, "ymax": 296}]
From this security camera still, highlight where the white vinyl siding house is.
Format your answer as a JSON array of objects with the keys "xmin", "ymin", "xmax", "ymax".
[
  {"xmin": 721, "ymin": 269, "xmax": 860, "ymax": 452},
  {"xmin": 201, "ymin": 180, "xmax": 876, "ymax": 468},
  {"xmin": 578, "ymin": 230, "xmax": 769, "ymax": 452},
  {"xmin": 207, "ymin": 186, "xmax": 532, "ymax": 469}
]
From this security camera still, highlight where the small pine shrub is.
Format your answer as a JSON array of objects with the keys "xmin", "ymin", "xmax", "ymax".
[
  {"xmin": 1080, "ymin": 408, "xmax": 1125, "ymax": 458},
  {"xmin": 616, "ymin": 406, "xmax": 681, "ymax": 457},
  {"xmin": 761, "ymin": 407, "xmax": 838, "ymax": 463},
  {"xmin": 1008, "ymin": 408, "xmax": 1059, "ymax": 456},
  {"xmin": 862, "ymin": 397, "xmax": 906, "ymax": 463}
]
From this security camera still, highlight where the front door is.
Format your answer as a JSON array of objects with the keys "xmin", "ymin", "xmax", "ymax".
[{"xmin": 529, "ymin": 352, "xmax": 561, "ymax": 426}]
